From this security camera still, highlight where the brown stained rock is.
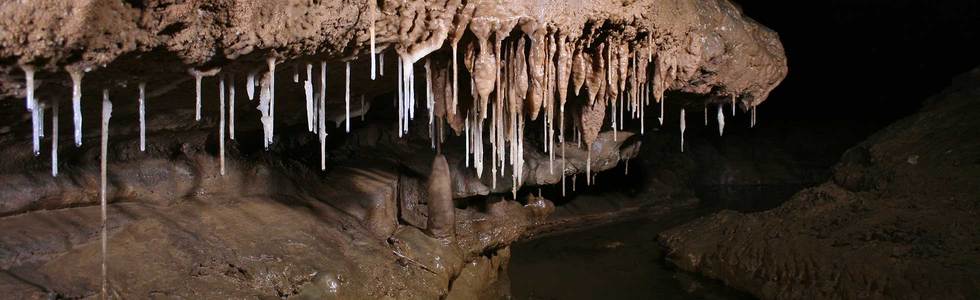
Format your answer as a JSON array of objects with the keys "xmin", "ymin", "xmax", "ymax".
[
  {"xmin": 659, "ymin": 68, "xmax": 980, "ymax": 300},
  {"xmin": 445, "ymin": 247, "xmax": 512, "ymax": 300}
]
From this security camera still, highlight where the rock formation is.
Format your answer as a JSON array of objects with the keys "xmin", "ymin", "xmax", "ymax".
[
  {"xmin": 660, "ymin": 67, "xmax": 980, "ymax": 299},
  {"xmin": 0, "ymin": 0, "xmax": 786, "ymax": 298}
]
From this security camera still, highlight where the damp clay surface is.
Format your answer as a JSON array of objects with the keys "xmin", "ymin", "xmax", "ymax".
[
  {"xmin": 0, "ymin": 0, "xmax": 786, "ymax": 298},
  {"xmin": 659, "ymin": 67, "xmax": 980, "ymax": 299}
]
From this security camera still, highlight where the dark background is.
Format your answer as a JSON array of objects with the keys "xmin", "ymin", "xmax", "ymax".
[{"xmin": 735, "ymin": 0, "xmax": 980, "ymax": 123}]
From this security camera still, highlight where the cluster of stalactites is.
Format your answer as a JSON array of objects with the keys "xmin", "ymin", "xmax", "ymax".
[
  {"xmin": 14, "ymin": 19, "xmax": 761, "ymax": 191},
  {"xmin": 404, "ymin": 20, "xmax": 761, "ymax": 194}
]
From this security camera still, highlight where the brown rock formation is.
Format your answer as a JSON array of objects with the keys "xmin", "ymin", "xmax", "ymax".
[{"xmin": 660, "ymin": 67, "xmax": 980, "ymax": 299}]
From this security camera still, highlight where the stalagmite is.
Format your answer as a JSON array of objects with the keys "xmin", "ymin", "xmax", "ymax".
[
  {"xmin": 51, "ymin": 101, "xmax": 58, "ymax": 177},
  {"xmin": 70, "ymin": 69, "xmax": 83, "ymax": 146},
  {"xmin": 219, "ymin": 78, "xmax": 226, "ymax": 176},
  {"xmin": 99, "ymin": 88, "xmax": 112, "ymax": 300},
  {"xmin": 680, "ymin": 108, "xmax": 686, "ymax": 152},
  {"xmin": 139, "ymin": 83, "xmax": 146, "ymax": 151},
  {"xmin": 246, "ymin": 71, "xmax": 256, "ymax": 100},
  {"xmin": 369, "ymin": 0, "xmax": 376, "ymax": 80},
  {"xmin": 229, "ymin": 77, "xmax": 236, "ymax": 140},
  {"xmin": 426, "ymin": 155, "xmax": 455, "ymax": 240},
  {"xmin": 320, "ymin": 61, "xmax": 327, "ymax": 170},
  {"xmin": 305, "ymin": 64, "xmax": 314, "ymax": 132},
  {"xmin": 345, "ymin": 61, "xmax": 351, "ymax": 132},
  {"xmin": 717, "ymin": 104, "xmax": 725, "ymax": 136}
]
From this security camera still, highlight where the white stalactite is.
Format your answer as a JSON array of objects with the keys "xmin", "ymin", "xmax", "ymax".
[
  {"xmin": 229, "ymin": 76, "xmax": 236, "ymax": 140},
  {"xmin": 139, "ymin": 82, "xmax": 146, "ymax": 151},
  {"xmin": 659, "ymin": 97, "xmax": 665, "ymax": 126},
  {"xmin": 397, "ymin": 57, "xmax": 403, "ymax": 137},
  {"xmin": 379, "ymin": 52, "xmax": 385, "ymax": 76},
  {"xmin": 39, "ymin": 102, "xmax": 44, "ymax": 138},
  {"xmin": 70, "ymin": 69, "xmax": 83, "ymax": 146},
  {"xmin": 258, "ymin": 72, "xmax": 273, "ymax": 149},
  {"xmin": 267, "ymin": 58, "xmax": 277, "ymax": 140},
  {"xmin": 731, "ymin": 95, "xmax": 736, "ymax": 116},
  {"xmin": 99, "ymin": 88, "xmax": 112, "ymax": 300},
  {"xmin": 32, "ymin": 102, "xmax": 40, "ymax": 156},
  {"xmin": 369, "ymin": 0, "xmax": 376, "ymax": 80},
  {"xmin": 680, "ymin": 108, "xmax": 686, "ymax": 153},
  {"xmin": 717, "ymin": 104, "xmax": 725, "ymax": 136},
  {"xmin": 193, "ymin": 70, "xmax": 203, "ymax": 121},
  {"xmin": 219, "ymin": 78, "xmax": 226, "ymax": 176},
  {"xmin": 320, "ymin": 61, "xmax": 327, "ymax": 170},
  {"xmin": 190, "ymin": 68, "xmax": 220, "ymax": 121},
  {"xmin": 305, "ymin": 64, "xmax": 315, "ymax": 132},
  {"xmin": 345, "ymin": 61, "xmax": 351, "ymax": 133},
  {"xmin": 22, "ymin": 65, "xmax": 35, "ymax": 111},
  {"xmin": 246, "ymin": 71, "xmax": 256, "ymax": 100},
  {"xmin": 751, "ymin": 106, "xmax": 757, "ymax": 128},
  {"xmin": 51, "ymin": 101, "xmax": 58, "ymax": 177},
  {"xmin": 704, "ymin": 104, "xmax": 708, "ymax": 126}
]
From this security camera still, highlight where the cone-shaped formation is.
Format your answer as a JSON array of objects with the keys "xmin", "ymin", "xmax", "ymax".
[{"xmin": 426, "ymin": 155, "xmax": 455, "ymax": 240}]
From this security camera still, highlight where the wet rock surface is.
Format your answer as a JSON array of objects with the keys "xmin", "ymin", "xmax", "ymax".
[{"xmin": 659, "ymin": 68, "xmax": 980, "ymax": 299}]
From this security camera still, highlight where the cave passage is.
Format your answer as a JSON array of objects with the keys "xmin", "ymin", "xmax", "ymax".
[{"xmin": 1, "ymin": 0, "xmax": 978, "ymax": 299}]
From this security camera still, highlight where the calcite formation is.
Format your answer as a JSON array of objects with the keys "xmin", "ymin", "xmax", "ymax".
[{"xmin": 0, "ymin": 0, "xmax": 786, "ymax": 298}]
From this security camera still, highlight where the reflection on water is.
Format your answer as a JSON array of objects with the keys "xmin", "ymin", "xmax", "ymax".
[{"xmin": 509, "ymin": 209, "xmax": 755, "ymax": 300}]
